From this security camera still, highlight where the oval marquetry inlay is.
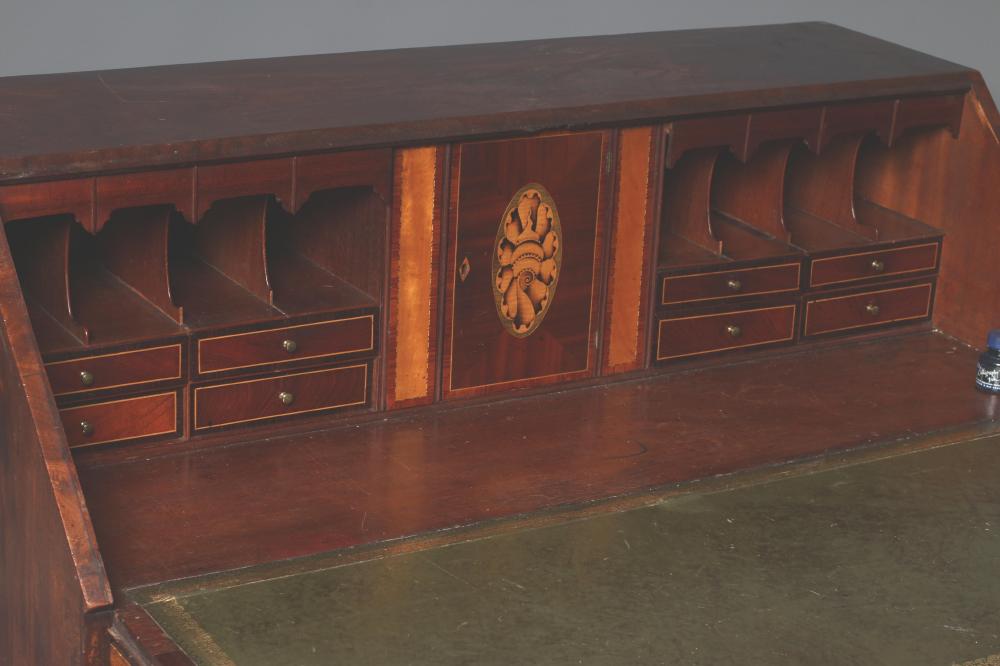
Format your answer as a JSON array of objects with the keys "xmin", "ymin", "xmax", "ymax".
[{"xmin": 493, "ymin": 184, "xmax": 562, "ymax": 337}]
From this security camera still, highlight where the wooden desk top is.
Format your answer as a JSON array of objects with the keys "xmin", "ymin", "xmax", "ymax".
[{"xmin": 0, "ymin": 22, "xmax": 972, "ymax": 181}]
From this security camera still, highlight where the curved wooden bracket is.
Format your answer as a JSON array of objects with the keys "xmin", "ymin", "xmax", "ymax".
[
  {"xmin": 785, "ymin": 134, "xmax": 877, "ymax": 240},
  {"xmin": 5, "ymin": 215, "xmax": 90, "ymax": 344},
  {"xmin": 196, "ymin": 195, "xmax": 274, "ymax": 305},
  {"xmin": 661, "ymin": 148, "xmax": 724, "ymax": 255},
  {"xmin": 712, "ymin": 141, "xmax": 794, "ymax": 243},
  {"xmin": 95, "ymin": 169, "xmax": 195, "ymax": 233},
  {"xmin": 100, "ymin": 206, "xmax": 184, "ymax": 323},
  {"xmin": 294, "ymin": 149, "xmax": 393, "ymax": 212}
]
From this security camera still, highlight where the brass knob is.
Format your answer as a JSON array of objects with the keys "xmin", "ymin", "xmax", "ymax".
[
  {"xmin": 282, "ymin": 339, "xmax": 298, "ymax": 354},
  {"xmin": 79, "ymin": 370, "xmax": 95, "ymax": 386},
  {"xmin": 278, "ymin": 391, "xmax": 294, "ymax": 406},
  {"xmin": 726, "ymin": 324, "xmax": 742, "ymax": 338},
  {"xmin": 870, "ymin": 259, "xmax": 885, "ymax": 274},
  {"xmin": 726, "ymin": 278, "xmax": 743, "ymax": 292},
  {"xmin": 80, "ymin": 421, "xmax": 93, "ymax": 437},
  {"xmin": 866, "ymin": 303, "xmax": 881, "ymax": 316}
]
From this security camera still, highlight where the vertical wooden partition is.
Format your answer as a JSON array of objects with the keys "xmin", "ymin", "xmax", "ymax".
[
  {"xmin": 386, "ymin": 146, "xmax": 443, "ymax": 409},
  {"xmin": 712, "ymin": 142, "xmax": 794, "ymax": 243},
  {"xmin": 5, "ymin": 216, "xmax": 91, "ymax": 344},
  {"xmin": 0, "ymin": 226, "xmax": 112, "ymax": 664},
  {"xmin": 603, "ymin": 127, "xmax": 659, "ymax": 375},
  {"xmin": 196, "ymin": 196, "xmax": 274, "ymax": 306},
  {"xmin": 99, "ymin": 206, "xmax": 183, "ymax": 323},
  {"xmin": 785, "ymin": 135, "xmax": 878, "ymax": 240}
]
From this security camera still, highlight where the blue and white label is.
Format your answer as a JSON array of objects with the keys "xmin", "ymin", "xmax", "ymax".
[{"xmin": 976, "ymin": 363, "xmax": 1000, "ymax": 393}]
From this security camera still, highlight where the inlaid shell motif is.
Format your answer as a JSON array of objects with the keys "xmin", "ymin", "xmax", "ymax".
[{"xmin": 492, "ymin": 184, "xmax": 562, "ymax": 337}]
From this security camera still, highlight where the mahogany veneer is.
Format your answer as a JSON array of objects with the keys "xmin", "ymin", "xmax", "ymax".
[
  {"xmin": 0, "ymin": 22, "xmax": 998, "ymax": 665},
  {"xmin": 77, "ymin": 333, "xmax": 998, "ymax": 591}
]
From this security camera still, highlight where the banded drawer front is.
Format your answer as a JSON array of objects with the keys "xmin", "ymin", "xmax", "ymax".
[
  {"xmin": 46, "ymin": 344, "xmax": 183, "ymax": 397},
  {"xmin": 657, "ymin": 304, "xmax": 797, "ymax": 361},
  {"xmin": 60, "ymin": 392, "xmax": 179, "ymax": 448},
  {"xmin": 809, "ymin": 242, "xmax": 939, "ymax": 288},
  {"xmin": 193, "ymin": 363, "xmax": 369, "ymax": 431},
  {"xmin": 804, "ymin": 282, "xmax": 933, "ymax": 337},
  {"xmin": 197, "ymin": 314, "xmax": 375, "ymax": 375},
  {"xmin": 662, "ymin": 262, "xmax": 801, "ymax": 305}
]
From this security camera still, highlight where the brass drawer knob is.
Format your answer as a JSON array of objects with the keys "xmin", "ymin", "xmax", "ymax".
[
  {"xmin": 279, "ymin": 391, "xmax": 295, "ymax": 406},
  {"xmin": 79, "ymin": 370, "xmax": 95, "ymax": 386},
  {"xmin": 80, "ymin": 421, "xmax": 94, "ymax": 437},
  {"xmin": 726, "ymin": 324, "xmax": 742, "ymax": 338},
  {"xmin": 870, "ymin": 259, "xmax": 885, "ymax": 274},
  {"xmin": 726, "ymin": 278, "xmax": 742, "ymax": 292},
  {"xmin": 866, "ymin": 303, "xmax": 881, "ymax": 316},
  {"xmin": 282, "ymin": 339, "xmax": 298, "ymax": 354}
]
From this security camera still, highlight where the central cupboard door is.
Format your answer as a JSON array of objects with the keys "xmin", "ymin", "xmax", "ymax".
[{"xmin": 444, "ymin": 131, "xmax": 610, "ymax": 397}]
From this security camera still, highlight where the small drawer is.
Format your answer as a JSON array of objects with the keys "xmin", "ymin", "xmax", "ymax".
[
  {"xmin": 193, "ymin": 363, "xmax": 369, "ymax": 431},
  {"xmin": 196, "ymin": 314, "xmax": 375, "ymax": 375},
  {"xmin": 808, "ymin": 242, "xmax": 939, "ymax": 288},
  {"xmin": 662, "ymin": 262, "xmax": 801, "ymax": 306},
  {"xmin": 60, "ymin": 392, "xmax": 179, "ymax": 448},
  {"xmin": 804, "ymin": 282, "xmax": 933, "ymax": 337},
  {"xmin": 46, "ymin": 344, "xmax": 183, "ymax": 397},
  {"xmin": 656, "ymin": 304, "xmax": 797, "ymax": 362}
]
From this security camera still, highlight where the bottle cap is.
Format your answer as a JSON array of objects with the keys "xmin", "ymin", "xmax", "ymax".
[{"xmin": 989, "ymin": 329, "xmax": 1000, "ymax": 350}]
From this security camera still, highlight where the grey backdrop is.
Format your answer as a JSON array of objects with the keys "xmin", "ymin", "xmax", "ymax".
[{"xmin": 0, "ymin": 0, "xmax": 997, "ymax": 91}]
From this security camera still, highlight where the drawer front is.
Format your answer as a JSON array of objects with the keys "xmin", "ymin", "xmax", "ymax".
[
  {"xmin": 46, "ymin": 344, "xmax": 183, "ymax": 397},
  {"xmin": 193, "ymin": 363, "xmax": 369, "ymax": 431},
  {"xmin": 60, "ymin": 392, "xmax": 179, "ymax": 448},
  {"xmin": 809, "ymin": 242, "xmax": 938, "ymax": 288},
  {"xmin": 662, "ymin": 262, "xmax": 801, "ymax": 306},
  {"xmin": 656, "ymin": 304, "xmax": 797, "ymax": 361},
  {"xmin": 804, "ymin": 282, "xmax": 933, "ymax": 337},
  {"xmin": 197, "ymin": 314, "xmax": 375, "ymax": 375}
]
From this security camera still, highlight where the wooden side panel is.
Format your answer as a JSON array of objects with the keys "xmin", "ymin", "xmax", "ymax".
[
  {"xmin": 114, "ymin": 604, "xmax": 196, "ymax": 666},
  {"xmin": 856, "ymin": 85, "xmax": 1000, "ymax": 346},
  {"xmin": 0, "ymin": 226, "xmax": 113, "ymax": 663},
  {"xmin": 386, "ymin": 147, "xmax": 442, "ymax": 408},
  {"xmin": 604, "ymin": 127, "xmax": 656, "ymax": 374}
]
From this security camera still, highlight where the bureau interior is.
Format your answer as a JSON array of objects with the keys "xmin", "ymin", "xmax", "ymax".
[
  {"xmin": 3, "ymin": 171, "xmax": 387, "ymax": 360},
  {"xmin": 659, "ymin": 95, "xmax": 960, "ymax": 275}
]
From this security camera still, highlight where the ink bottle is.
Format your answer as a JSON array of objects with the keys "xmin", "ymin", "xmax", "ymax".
[{"xmin": 976, "ymin": 329, "xmax": 1000, "ymax": 394}]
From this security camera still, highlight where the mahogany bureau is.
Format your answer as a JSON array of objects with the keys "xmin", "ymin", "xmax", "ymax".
[{"xmin": 0, "ymin": 22, "xmax": 998, "ymax": 664}]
